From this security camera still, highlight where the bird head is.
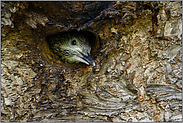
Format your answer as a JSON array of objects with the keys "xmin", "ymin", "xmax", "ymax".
[{"xmin": 49, "ymin": 33, "xmax": 95, "ymax": 66}]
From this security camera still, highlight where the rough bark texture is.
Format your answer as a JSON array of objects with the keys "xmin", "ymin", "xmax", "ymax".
[{"xmin": 1, "ymin": 1, "xmax": 182, "ymax": 122}]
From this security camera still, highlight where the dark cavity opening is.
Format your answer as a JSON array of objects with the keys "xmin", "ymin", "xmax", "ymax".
[{"xmin": 45, "ymin": 30, "xmax": 100, "ymax": 68}]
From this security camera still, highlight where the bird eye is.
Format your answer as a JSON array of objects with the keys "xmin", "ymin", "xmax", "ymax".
[{"xmin": 71, "ymin": 40, "xmax": 76, "ymax": 45}]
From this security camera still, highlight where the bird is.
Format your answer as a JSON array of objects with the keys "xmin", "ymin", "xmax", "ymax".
[{"xmin": 47, "ymin": 32, "xmax": 95, "ymax": 66}]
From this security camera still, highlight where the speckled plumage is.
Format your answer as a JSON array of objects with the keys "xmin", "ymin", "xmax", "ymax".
[{"xmin": 48, "ymin": 32, "xmax": 95, "ymax": 66}]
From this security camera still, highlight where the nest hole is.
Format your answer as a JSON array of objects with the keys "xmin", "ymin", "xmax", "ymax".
[{"xmin": 40, "ymin": 30, "xmax": 100, "ymax": 69}]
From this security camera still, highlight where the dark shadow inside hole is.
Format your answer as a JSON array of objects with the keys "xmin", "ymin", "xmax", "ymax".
[{"xmin": 45, "ymin": 30, "xmax": 100, "ymax": 68}]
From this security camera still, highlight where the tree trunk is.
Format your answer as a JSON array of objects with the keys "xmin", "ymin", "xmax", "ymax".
[{"xmin": 1, "ymin": 1, "xmax": 182, "ymax": 122}]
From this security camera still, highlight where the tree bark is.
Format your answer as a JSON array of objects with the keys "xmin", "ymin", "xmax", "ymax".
[{"xmin": 1, "ymin": 1, "xmax": 182, "ymax": 122}]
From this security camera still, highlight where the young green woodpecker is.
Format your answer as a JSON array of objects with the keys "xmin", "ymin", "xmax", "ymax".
[{"xmin": 48, "ymin": 32, "xmax": 95, "ymax": 66}]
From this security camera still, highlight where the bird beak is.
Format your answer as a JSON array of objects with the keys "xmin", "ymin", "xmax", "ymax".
[{"xmin": 78, "ymin": 51, "xmax": 95, "ymax": 66}]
